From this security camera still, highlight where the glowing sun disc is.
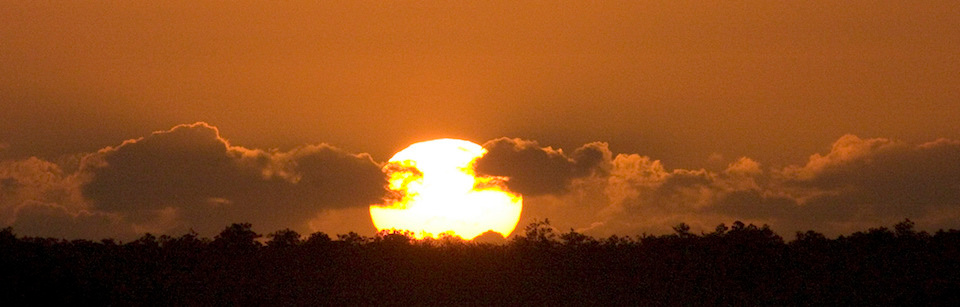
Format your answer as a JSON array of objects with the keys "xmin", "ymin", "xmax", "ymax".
[{"xmin": 369, "ymin": 139, "xmax": 522, "ymax": 240}]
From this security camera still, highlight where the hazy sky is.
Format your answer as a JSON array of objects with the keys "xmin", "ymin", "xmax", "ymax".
[{"xmin": 2, "ymin": 2, "xmax": 959, "ymax": 240}]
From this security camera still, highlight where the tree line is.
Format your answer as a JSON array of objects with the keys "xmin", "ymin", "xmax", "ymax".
[{"xmin": 2, "ymin": 219, "xmax": 959, "ymax": 305}]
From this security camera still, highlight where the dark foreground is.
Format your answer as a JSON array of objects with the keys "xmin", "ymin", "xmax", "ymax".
[{"xmin": 2, "ymin": 220, "xmax": 960, "ymax": 305}]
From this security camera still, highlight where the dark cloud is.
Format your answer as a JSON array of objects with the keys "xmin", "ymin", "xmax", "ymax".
[
  {"xmin": 600, "ymin": 135, "xmax": 960, "ymax": 236},
  {"xmin": 12, "ymin": 201, "xmax": 128, "ymax": 240},
  {"xmin": 474, "ymin": 138, "xmax": 611, "ymax": 196},
  {"xmin": 0, "ymin": 123, "xmax": 389, "ymax": 239},
  {"xmin": 81, "ymin": 122, "xmax": 263, "ymax": 213},
  {"xmin": 714, "ymin": 190, "xmax": 800, "ymax": 221},
  {"xmin": 282, "ymin": 144, "xmax": 389, "ymax": 209},
  {"xmin": 509, "ymin": 135, "xmax": 960, "ymax": 237},
  {"xmin": 655, "ymin": 169, "xmax": 713, "ymax": 196},
  {"xmin": 783, "ymin": 136, "xmax": 960, "ymax": 209},
  {"xmin": 4, "ymin": 128, "xmax": 960, "ymax": 239},
  {"xmin": 777, "ymin": 135, "xmax": 960, "ymax": 225},
  {"xmin": 78, "ymin": 122, "xmax": 388, "ymax": 236},
  {"xmin": 0, "ymin": 157, "xmax": 78, "ymax": 226},
  {"xmin": 1, "ymin": 177, "xmax": 18, "ymax": 194}
]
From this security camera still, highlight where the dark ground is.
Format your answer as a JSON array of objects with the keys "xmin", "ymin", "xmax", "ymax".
[{"xmin": 2, "ymin": 219, "xmax": 959, "ymax": 305}]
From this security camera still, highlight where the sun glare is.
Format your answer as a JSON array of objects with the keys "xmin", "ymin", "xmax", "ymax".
[{"xmin": 369, "ymin": 139, "xmax": 523, "ymax": 240}]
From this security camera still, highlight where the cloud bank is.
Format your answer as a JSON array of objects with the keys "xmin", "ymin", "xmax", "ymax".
[
  {"xmin": 2, "ymin": 124, "xmax": 960, "ymax": 240},
  {"xmin": 477, "ymin": 134, "xmax": 960, "ymax": 237},
  {"xmin": 474, "ymin": 138, "xmax": 611, "ymax": 196},
  {"xmin": 2, "ymin": 123, "xmax": 387, "ymax": 239}
]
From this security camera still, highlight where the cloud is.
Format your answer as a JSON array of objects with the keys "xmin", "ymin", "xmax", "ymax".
[
  {"xmin": 78, "ymin": 122, "xmax": 388, "ymax": 236},
  {"xmin": 776, "ymin": 135, "xmax": 960, "ymax": 230},
  {"xmin": 0, "ymin": 156, "xmax": 115, "ymax": 239},
  {"xmin": 0, "ymin": 123, "xmax": 390, "ymax": 239},
  {"xmin": 506, "ymin": 135, "xmax": 960, "ymax": 238},
  {"xmin": 0, "ymin": 157, "xmax": 83, "ymax": 225},
  {"xmin": 11, "ymin": 201, "xmax": 128, "ymax": 240},
  {"xmin": 713, "ymin": 190, "xmax": 801, "ymax": 222},
  {"xmin": 4, "ymin": 127, "xmax": 960, "ymax": 240},
  {"xmin": 474, "ymin": 138, "xmax": 611, "ymax": 196}
]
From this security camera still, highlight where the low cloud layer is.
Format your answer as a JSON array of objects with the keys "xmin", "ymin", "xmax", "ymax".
[
  {"xmin": 2, "ymin": 125, "xmax": 960, "ymax": 240},
  {"xmin": 513, "ymin": 134, "xmax": 960, "ymax": 237},
  {"xmin": 475, "ymin": 138, "xmax": 611, "ymax": 196},
  {"xmin": 2, "ymin": 123, "xmax": 387, "ymax": 239}
]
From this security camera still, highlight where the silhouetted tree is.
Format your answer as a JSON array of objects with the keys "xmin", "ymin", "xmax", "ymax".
[
  {"xmin": 303, "ymin": 231, "xmax": 332, "ymax": 248},
  {"xmin": 672, "ymin": 222, "xmax": 693, "ymax": 238},
  {"xmin": 515, "ymin": 218, "xmax": 557, "ymax": 246},
  {"xmin": 266, "ymin": 229, "xmax": 301, "ymax": 248},
  {"xmin": 336, "ymin": 231, "xmax": 368, "ymax": 246},
  {"xmin": 559, "ymin": 228, "xmax": 596, "ymax": 247},
  {"xmin": 1, "ymin": 226, "xmax": 16, "ymax": 245},
  {"xmin": 2, "ymin": 219, "xmax": 959, "ymax": 305},
  {"xmin": 212, "ymin": 223, "xmax": 261, "ymax": 252}
]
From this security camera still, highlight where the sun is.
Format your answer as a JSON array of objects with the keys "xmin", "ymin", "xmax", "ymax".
[{"xmin": 369, "ymin": 139, "xmax": 523, "ymax": 240}]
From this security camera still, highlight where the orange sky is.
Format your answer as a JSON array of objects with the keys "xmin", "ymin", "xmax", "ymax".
[
  {"xmin": 3, "ymin": 1, "xmax": 958, "ymax": 168},
  {"xmin": 2, "ymin": 2, "xmax": 959, "ymax": 239}
]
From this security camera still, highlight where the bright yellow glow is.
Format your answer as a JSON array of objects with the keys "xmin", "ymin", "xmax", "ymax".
[{"xmin": 370, "ymin": 139, "xmax": 523, "ymax": 240}]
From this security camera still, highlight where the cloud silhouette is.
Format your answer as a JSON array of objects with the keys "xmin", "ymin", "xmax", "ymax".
[
  {"xmin": 78, "ymin": 122, "xmax": 388, "ymax": 236},
  {"xmin": 0, "ymin": 124, "xmax": 391, "ymax": 239},
  {"xmin": 12, "ymin": 201, "xmax": 127, "ymax": 240},
  {"xmin": 778, "ymin": 135, "xmax": 960, "ymax": 226},
  {"xmin": 474, "ymin": 138, "xmax": 611, "ymax": 196},
  {"xmin": 3, "ymin": 126, "xmax": 960, "ymax": 240},
  {"xmin": 509, "ymin": 135, "xmax": 960, "ymax": 237}
]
